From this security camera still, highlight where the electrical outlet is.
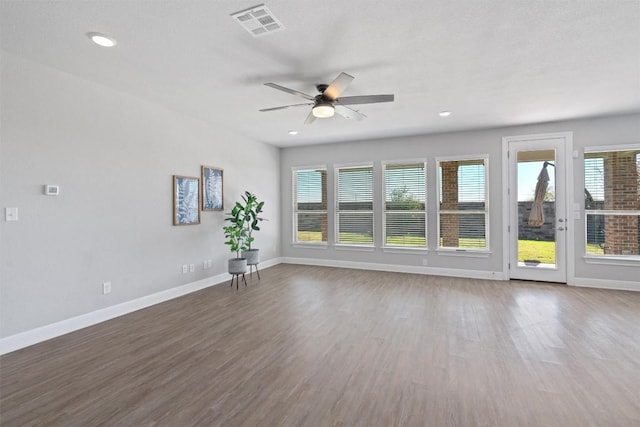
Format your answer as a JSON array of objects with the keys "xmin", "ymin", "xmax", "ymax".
[
  {"xmin": 103, "ymin": 282, "xmax": 112, "ymax": 294},
  {"xmin": 422, "ymin": 257, "xmax": 428, "ymax": 266},
  {"xmin": 189, "ymin": 264, "xmax": 195, "ymax": 272},
  {"xmin": 203, "ymin": 260, "xmax": 208, "ymax": 269},
  {"xmin": 182, "ymin": 264, "xmax": 188, "ymax": 274}
]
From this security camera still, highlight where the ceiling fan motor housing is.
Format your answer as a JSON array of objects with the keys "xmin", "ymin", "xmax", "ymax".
[
  {"xmin": 315, "ymin": 85, "xmax": 332, "ymax": 108},
  {"xmin": 314, "ymin": 93, "xmax": 330, "ymax": 104}
]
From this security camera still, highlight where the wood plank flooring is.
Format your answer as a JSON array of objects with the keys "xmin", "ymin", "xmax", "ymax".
[{"xmin": 2, "ymin": 264, "xmax": 640, "ymax": 426}]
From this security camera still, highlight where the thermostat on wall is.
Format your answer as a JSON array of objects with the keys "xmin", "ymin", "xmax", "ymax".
[{"xmin": 44, "ymin": 185, "xmax": 60, "ymax": 196}]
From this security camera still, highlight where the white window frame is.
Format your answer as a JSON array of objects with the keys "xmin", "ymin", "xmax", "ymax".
[
  {"xmin": 382, "ymin": 159, "xmax": 428, "ymax": 251},
  {"xmin": 292, "ymin": 165, "xmax": 328, "ymax": 246},
  {"xmin": 436, "ymin": 155, "xmax": 490, "ymax": 254},
  {"xmin": 334, "ymin": 162, "xmax": 375, "ymax": 248},
  {"xmin": 583, "ymin": 144, "xmax": 640, "ymax": 264}
]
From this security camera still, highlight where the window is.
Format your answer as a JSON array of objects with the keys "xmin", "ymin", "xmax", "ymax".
[
  {"xmin": 336, "ymin": 164, "xmax": 374, "ymax": 245},
  {"xmin": 437, "ymin": 157, "xmax": 489, "ymax": 250},
  {"xmin": 584, "ymin": 147, "xmax": 640, "ymax": 258},
  {"xmin": 293, "ymin": 167, "xmax": 327, "ymax": 243},
  {"xmin": 383, "ymin": 161, "xmax": 426, "ymax": 248}
]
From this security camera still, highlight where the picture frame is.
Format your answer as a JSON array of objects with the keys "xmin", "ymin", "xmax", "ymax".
[
  {"xmin": 201, "ymin": 166, "xmax": 224, "ymax": 211},
  {"xmin": 173, "ymin": 175, "xmax": 201, "ymax": 225}
]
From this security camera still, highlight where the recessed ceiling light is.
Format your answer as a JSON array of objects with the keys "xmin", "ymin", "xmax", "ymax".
[
  {"xmin": 288, "ymin": 130, "xmax": 298, "ymax": 135},
  {"xmin": 439, "ymin": 111, "xmax": 452, "ymax": 117},
  {"xmin": 88, "ymin": 32, "xmax": 117, "ymax": 48}
]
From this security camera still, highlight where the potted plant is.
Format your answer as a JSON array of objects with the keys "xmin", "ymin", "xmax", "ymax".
[
  {"xmin": 223, "ymin": 203, "xmax": 249, "ymax": 276},
  {"xmin": 237, "ymin": 191, "xmax": 265, "ymax": 267}
]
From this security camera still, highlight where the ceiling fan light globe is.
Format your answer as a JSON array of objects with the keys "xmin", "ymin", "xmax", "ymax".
[{"xmin": 312, "ymin": 104, "xmax": 335, "ymax": 118}]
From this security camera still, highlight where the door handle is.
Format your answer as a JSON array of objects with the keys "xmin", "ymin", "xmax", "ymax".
[{"xmin": 557, "ymin": 227, "xmax": 565, "ymax": 231}]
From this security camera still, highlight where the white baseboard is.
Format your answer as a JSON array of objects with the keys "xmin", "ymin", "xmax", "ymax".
[
  {"xmin": 281, "ymin": 257, "xmax": 506, "ymax": 280},
  {"xmin": 0, "ymin": 257, "xmax": 283, "ymax": 355},
  {"xmin": 569, "ymin": 277, "xmax": 640, "ymax": 292}
]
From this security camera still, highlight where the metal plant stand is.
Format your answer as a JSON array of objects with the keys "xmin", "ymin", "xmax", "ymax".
[
  {"xmin": 229, "ymin": 273, "xmax": 247, "ymax": 290},
  {"xmin": 248, "ymin": 263, "xmax": 260, "ymax": 280}
]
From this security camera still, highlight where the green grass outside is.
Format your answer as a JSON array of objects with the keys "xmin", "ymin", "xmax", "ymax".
[
  {"xmin": 586, "ymin": 244, "xmax": 605, "ymax": 256},
  {"xmin": 439, "ymin": 237, "xmax": 487, "ymax": 249},
  {"xmin": 297, "ymin": 232, "xmax": 424, "ymax": 246},
  {"xmin": 386, "ymin": 235, "xmax": 426, "ymax": 246},
  {"xmin": 518, "ymin": 240, "xmax": 555, "ymax": 264},
  {"xmin": 338, "ymin": 232, "xmax": 374, "ymax": 244},
  {"xmin": 297, "ymin": 231, "xmax": 605, "ymax": 262},
  {"xmin": 519, "ymin": 241, "xmax": 604, "ymax": 263},
  {"xmin": 297, "ymin": 231, "xmax": 326, "ymax": 242}
]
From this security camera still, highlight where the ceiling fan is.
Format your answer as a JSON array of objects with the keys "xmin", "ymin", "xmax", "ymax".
[{"xmin": 259, "ymin": 72, "xmax": 394, "ymax": 124}]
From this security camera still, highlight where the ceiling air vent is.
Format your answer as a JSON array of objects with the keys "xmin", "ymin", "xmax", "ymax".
[{"xmin": 231, "ymin": 4, "xmax": 285, "ymax": 37}]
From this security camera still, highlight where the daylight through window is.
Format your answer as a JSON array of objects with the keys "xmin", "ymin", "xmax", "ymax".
[
  {"xmin": 437, "ymin": 157, "xmax": 489, "ymax": 250},
  {"xmin": 584, "ymin": 147, "xmax": 640, "ymax": 258},
  {"xmin": 336, "ymin": 165, "xmax": 374, "ymax": 245},
  {"xmin": 293, "ymin": 167, "xmax": 328, "ymax": 243},
  {"xmin": 383, "ymin": 162, "xmax": 427, "ymax": 247}
]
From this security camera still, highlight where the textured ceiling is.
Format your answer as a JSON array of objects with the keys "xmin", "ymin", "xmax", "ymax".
[{"xmin": 1, "ymin": 1, "xmax": 639, "ymax": 147}]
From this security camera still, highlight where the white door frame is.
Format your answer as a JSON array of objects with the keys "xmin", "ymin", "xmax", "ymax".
[{"xmin": 502, "ymin": 132, "xmax": 574, "ymax": 282}]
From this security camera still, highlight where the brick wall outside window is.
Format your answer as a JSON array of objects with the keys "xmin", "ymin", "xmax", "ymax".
[
  {"xmin": 440, "ymin": 161, "xmax": 460, "ymax": 247},
  {"xmin": 438, "ymin": 158, "xmax": 488, "ymax": 250},
  {"xmin": 585, "ymin": 149, "xmax": 640, "ymax": 257}
]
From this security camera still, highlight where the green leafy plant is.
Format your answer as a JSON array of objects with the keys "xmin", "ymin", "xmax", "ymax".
[
  {"xmin": 223, "ymin": 203, "xmax": 249, "ymax": 258},
  {"xmin": 223, "ymin": 191, "xmax": 265, "ymax": 256},
  {"xmin": 238, "ymin": 191, "xmax": 265, "ymax": 250}
]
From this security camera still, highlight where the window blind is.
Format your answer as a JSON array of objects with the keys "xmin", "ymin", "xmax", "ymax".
[
  {"xmin": 383, "ymin": 162, "xmax": 426, "ymax": 247},
  {"xmin": 438, "ymin": 158, "xmax": 488, "ymax": 250},
  {"xmin": 293, "ymin": 168, "xmax": 327, "ymax": 243},
  {"xmin": 336, "ymin": 165, "xmax": 374, "ymax": 245},
  {"xmin": 584, "ymin": 149, "xmax": 640, "ymax": 257}
]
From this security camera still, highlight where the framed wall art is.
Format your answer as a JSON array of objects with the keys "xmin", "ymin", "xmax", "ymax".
[
  {"xmin": 201, "ymin": 166, "xmax": 223, "ymax": 211},
  {"xmin": 173, "ymin": 175, "xmax": 201, "ymax": 225}
]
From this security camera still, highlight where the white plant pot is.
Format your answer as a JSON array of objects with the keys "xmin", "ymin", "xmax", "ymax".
[
  {"xmin": 228, "ymin": 258, "xmax": 248, "ymax": 274},
  {"xmin": 242, "ymin": 249, "xmax": 260, "ymax": 266}
]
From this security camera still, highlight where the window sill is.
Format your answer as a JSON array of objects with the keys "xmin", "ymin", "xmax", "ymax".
[
  {"xmin": 334, "ymin": 244, "xmax": 376, "ymax": 252},
  {"xmin": 436, "ymin": 249, "xmax": 491, "ymax": 258},
  {"xmin": 583, "ymin": 255, "xmax": 640, "ymax": 267},
  {"xmin": 383, "ymin": 247, "xmax": 429, "ymax": 254},
  {"xmin": 292, "ymin": 242, "xmax": 329, "ymax": 250}
]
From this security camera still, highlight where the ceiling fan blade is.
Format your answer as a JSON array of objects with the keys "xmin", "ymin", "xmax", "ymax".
[
  {"xmin": 304, "ymin": 110, "xmax": 317, "ymax": 125},
  {"xmin": 259, "ymin": 103, "xmax": 313, "ymax": 112},
  {"xmin": 264, "ymin": 83, "xmax": 315, "ymax": 100},
  {"xmin": 323, "ymin": 72, "xmax": 354, "ymax": 101},
  {"xmin": 335, "ymin": 105, "xmax": 367, "ymax": 121},
  {"xmin": 335, "ymin": 94, "xmax": 394, "ymax": 105}
]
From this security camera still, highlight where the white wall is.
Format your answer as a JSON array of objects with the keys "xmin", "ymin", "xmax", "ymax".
[
  {"xmin": 0, "ymin": 52, "xmax": 280, "ymax": 339},
  {"xmin": 280, "ymin": 113, "xmax": 640, "ymax": 287}
]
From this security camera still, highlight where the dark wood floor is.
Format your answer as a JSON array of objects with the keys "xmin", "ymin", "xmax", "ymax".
[{"xmin": 2, "ymin": 264, "xmax": 640, "ymax": 426}]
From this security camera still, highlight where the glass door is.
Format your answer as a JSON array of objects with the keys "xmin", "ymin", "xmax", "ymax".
[{"xmin": 508, "ymin": 137, "xmax": 567, "ymax": 282}]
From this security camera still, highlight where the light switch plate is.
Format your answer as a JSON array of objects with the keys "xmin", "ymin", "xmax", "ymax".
[
  {"xmin": 573, "ymin": 203, "xmax": 581, "ymax": 220},
  {"xmin": 5, "ymin": 207, "xmax": 18, "ymax": 221}
]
